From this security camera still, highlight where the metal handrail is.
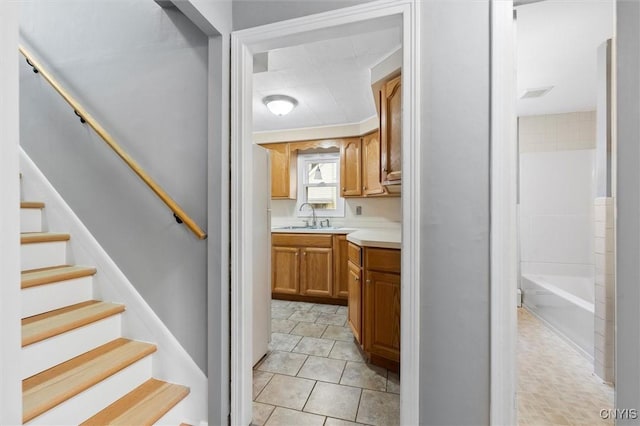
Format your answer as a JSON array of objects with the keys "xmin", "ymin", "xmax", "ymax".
[{"xmin": 19, "ymin": 45, "xmax": 207, "ymax": 240}]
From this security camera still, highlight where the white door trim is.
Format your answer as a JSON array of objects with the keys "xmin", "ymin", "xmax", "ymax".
[
  {"xmin": 0, "ymin": 2, "xmax": 23, "ymax": 424},
  {"xmin": 490, "ymin": 1, "xmax": 518, "ymax": 424},
  {"xmin": 230, "ymin": 1, "xmax": 421, "ymax": 424}
]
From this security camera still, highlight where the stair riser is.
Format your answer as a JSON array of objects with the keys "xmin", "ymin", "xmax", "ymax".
[
  {"xmin": 21, "ymin": 242, "xmax": 66, "ymax": 271},
  {"xmin": 155, "ymin": 395, "xmax": 189, "ymax": 426},
  {"xmin": 21, "ymin": 208, "xmax": 43, "ymax": 233},
  {"xmin": 22, "ymin": 276, "xmax": 93, "ymax": 318},
  {"xmin": 22, "ymin": 315, "xmax": 121, "ymax": 379},
  {"xmin": 25, "ymin": 355, "xmax": 153, "ymax": 426}
]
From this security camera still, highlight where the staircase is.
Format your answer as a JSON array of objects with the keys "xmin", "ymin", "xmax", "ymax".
[{"xmin": 20, "ymin": 199, "xmax": 190, "ymax": 425}]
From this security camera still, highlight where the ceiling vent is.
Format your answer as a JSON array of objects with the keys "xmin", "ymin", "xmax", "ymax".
[{"xmin": 521, "ymin": 86, "xmax": 553, "ymax": 99}]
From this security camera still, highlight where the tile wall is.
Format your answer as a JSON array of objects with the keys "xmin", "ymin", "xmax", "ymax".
[
  {"xmin": 594, "ymin": 197, "xmax": 615, "ymax": 383},
  {"xmin": 519, "ymin": 111, "xmax": 596, "ymax": 277}
]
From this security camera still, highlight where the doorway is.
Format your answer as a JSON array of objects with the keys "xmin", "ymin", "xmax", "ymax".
[
  {"xmin": 230, "ymin": 2, "xmax": 421, "ymax": 425},
  {"xmin": 514, "ymin": 1, "xmax": 616, "ymax": 423}
]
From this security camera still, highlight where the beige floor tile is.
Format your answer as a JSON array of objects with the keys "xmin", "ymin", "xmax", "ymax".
[
  {"xmin": 271, "ymin": 318, "xmax": 298, "ymax": 334},
  {"xmin": 322, "ymin": 325, "xmax": 354, "ymax": 342},
  {"xmin": 329, "ymin": 341, "xmax": 367, "ymax": 362},
  {"xmin": 336, "ymin": 306, "xmax": 348, "ymax": 315},
  {"xmin": 252, "ymin": 402, "xmax": 275, "ymax": 425},
  {"xmin": 324, "ymin": 418, "xmax": 366, "ymax": 426},
  {"xmin": 265, "ymin": 407, "xmax": 325, "ymax": 426},
  {"xmin": 271, "ymin": 300, "xmax": 291, "ymax": 308},
  {"xmin": 290, "ymin": 322, "xmax": 328, "ymax": 338},
  {"xmin": 257, "ymin": 351, "xmax": 308, "ymax": 376},
  {"xmin": 356, "ymin": 389, "xmax": 400, "ymax": 426},
  {"xmin": 340, "ymin": 361, "xmax": 387, "ymax": 391},
  {"xmin": 297, "ymin": 356, "xmax": 346, "ymax": 383},
  {"xmin": 386, "ymin": 372, "xmax": 400, "ymax": 394},
  {"xmin": 304, "ymin": 382, "xmax": 361, "ymax": 421},
  {"xmin": 288, "ymin": 301, "xmax": 316, "ymax": 311},
  {"xmin": 253, "ymin": 370, "xmax": 274, "ymax": 399},
  {"xmin": 290, "ymin": 311, "xmax": 322, "ymax": 323},
  {"xmin": 271, "ymin": 307, "xmax": 296, "ymax": 319},
  {"xmin": 256, "ymin": 374, "xmax": 316, "ymax": 410},
  {"xmin": 269, "ymin": 332, "xmax": 302, "ymax": 352},
  {"xmin": 311, "ymin": 304, "xmax": 339, "ymax": 314},
  {"xmin": 293, "ymin": 336, "xmax": 336, "ymax": 357},
  {"xmin": 316, "ymin": 313, "xmax": 347, "ymax": 326}
]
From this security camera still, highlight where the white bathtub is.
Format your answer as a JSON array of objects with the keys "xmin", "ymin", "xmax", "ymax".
[{"xmin": 521, "ymin": 274, "xmax": 594, "ymax": 359}]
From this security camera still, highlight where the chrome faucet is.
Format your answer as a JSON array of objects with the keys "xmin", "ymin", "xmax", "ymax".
[{"xmin": 299, "ymin": 203, "xmax": 317, "ymax": 227}]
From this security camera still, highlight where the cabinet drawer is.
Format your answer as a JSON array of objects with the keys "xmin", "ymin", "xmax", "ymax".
[
  {"xmin": 347, "ymin": 242, "xmax": 362, "ymax": 267},
  {"xmin": 365, "ymin": 248, "xmax": 400, "ymax": 273},
  {"xmin": 272, "ymin": 233, "xmax": 333, "ymax": 248}
]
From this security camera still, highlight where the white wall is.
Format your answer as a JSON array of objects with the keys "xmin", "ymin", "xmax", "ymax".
[
  {"xmin": 19, "ymin": 1, "xmax": 209, "ymax": 371},
  {"xmin": 616, "ymin": 0, "xmax": 640, "ymax": 418},
  {"xmin": 271, "ymin": 196, "xmax": 401, "ymax": 228},
  {"xmin": 519, "ymin": 112, "xmax": 596, "ymax": 277}
]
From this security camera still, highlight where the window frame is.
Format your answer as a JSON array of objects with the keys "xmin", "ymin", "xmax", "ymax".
[{"xmin": 296, "ymin": 152, "xmax": 345, "ymax": 218}]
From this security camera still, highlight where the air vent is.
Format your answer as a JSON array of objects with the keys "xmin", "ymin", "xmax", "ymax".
[{"xmin": 521, "ymin": 86, "xmax": 553, "ymax": 99}]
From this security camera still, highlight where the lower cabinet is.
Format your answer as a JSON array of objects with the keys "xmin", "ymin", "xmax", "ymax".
[
  {"xmin": 300, "ymin": 247, "xmax": 333, "ymax": 297},
  {"xmin": 364, "ymin": 270, "xmax": 401, "ymax": 363},
  {"xmin": 271, "ymin": 246, "xmax": 300, "ymax": 295},
  {"xmin": 347, "ymin": 243, "xmax": 400, "ymax": 369},
  {"xmin": 347, "ymin": 261, "xmax": 362, "ymax": 343},
  {"xmin": 271, "ymin": 233, "xmax": 348, "ymax": 302}
]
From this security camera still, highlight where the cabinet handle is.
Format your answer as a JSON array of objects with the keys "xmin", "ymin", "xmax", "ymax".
[
  {"xmin": 383, "ymin": 168, "xmax": 388, "ymax": 172},
  {"xmin": 295, "ymin": 253, "xmax": 299, "ymax": 256},
  {"xmin": 355, "ymin": 277, "xmax": 360, "ymax": 281},
  {"xmin": 366, "ymin": 280, "xmax": 371, "ymax": 284},
  {"xmin": 342, "ymin": 187, "xmax": 346, "ymax": 192},
  {"xmin": 303, "ymin": 252, "xmax": 307, "ymax": 256}
]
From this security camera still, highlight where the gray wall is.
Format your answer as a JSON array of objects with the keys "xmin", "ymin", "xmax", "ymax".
[
  {"xmin": 616, "ymin": 0, "xmax": 640, "ymax": 421},
  {"xmin": 233, "ymin": 1, "xmax": 492, "ymax": 424},
  {"xmin": 20, "ymin": 0, "xmax": 209, "ymax": 371}
]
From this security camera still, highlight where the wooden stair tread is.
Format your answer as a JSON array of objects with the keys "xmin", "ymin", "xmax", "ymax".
[
  {"xmin": 22, "ymin": 300, "xmax": 125, "ymax": 347},
  {"xmin": 21, "ymin": 232, "xmax": 70, "ymax": 244},
  {"xmin": 80, "ymin": 378, "xmax": 190, "ymax": 426},
  {"xmin": 21, "ymin": 201, "xmax": 45, "ymax": 209},
  {"xmin": 23, "ymin": 338, "xmax": 157, "ymax": 424},
  {"xmin": 22, "ymin": 265, "xmax": 97, "ymax": 289}
]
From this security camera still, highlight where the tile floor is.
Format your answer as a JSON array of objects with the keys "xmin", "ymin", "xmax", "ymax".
[
  {"xmin": 253, "ymin": 300, "xmax": 400, "ymax": 426},
  {"xmin": 518, "ymin": 308, "xmax": 614, "ymax": 425}
]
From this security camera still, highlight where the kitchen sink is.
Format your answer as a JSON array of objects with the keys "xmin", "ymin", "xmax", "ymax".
[{"xmin": 275, "ymin": 225, "xmax": 342, "ymax": 230}]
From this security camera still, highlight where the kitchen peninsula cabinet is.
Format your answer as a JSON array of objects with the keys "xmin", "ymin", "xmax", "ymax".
[{"xmin": 347, "ymin": 241, "xmax": 401, "ymax": 371}]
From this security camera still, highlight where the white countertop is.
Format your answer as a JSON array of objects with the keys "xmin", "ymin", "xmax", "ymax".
[
  {"xmin": 271, "ymin": 226, "xmax": 401, "ymax": 249},
  {"xmin": 346, "ymin": 229, "xmax": 401, "ymax": 250}
]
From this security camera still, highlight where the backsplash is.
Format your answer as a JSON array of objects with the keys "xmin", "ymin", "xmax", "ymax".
[{"xmin": 271, "ymin": 197, "xmax": 401, "ymax": 229}]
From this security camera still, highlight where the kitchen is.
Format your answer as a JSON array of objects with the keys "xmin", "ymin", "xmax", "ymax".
[{"xmin": 250, "ymin": 21, "xmax": 403, "ymax": 426}]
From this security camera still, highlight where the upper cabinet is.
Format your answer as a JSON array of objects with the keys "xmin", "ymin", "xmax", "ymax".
[
  {"xmin": 340, "ymin": 137, "xmax": 362, "ymax": 197},
  {"xmin": 380, "ymin": 75, "xmax": 402, "ymax": 186},
  {"xmin": 265, "ymin": 143, "xmax": 297, "ymax": 199},
  {"xmin": 361, "ymin": 131, "xmax": 384, "ymax": 196}
]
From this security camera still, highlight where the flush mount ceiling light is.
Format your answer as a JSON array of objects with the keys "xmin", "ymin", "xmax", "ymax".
[
  {"xmin": 263, "ymin": 95, "xmax": 298, "ymax": 116},
  {"xmin": 521, "ymin": 86, "xmax": 554, "ymax": 99}
]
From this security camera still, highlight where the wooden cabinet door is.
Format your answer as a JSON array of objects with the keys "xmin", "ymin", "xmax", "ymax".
[
  {"xmin": 347, "ymin": 261, "xmax": 362, "ymax": 344},
  {"xmin": 361, "ymin": 131, "xmax": 384, "ymax": 196},
  {"xmin": 300, "ymin": 247, "xmax": 333, "ymax": 297},
  {"xmin": 267, "ymin": 143, "xmax": 296, "ymax": 199},
  {"xmin": 271, "ymin": 246, "xmax": 299, "ymax": 294},
  {"xmin": 380, "ymin": 76, "xmax": 402, "ymax": 183},
  {"xmin": 333, "ymin": 235, "xmax": 349, "ymax": 299},
  {"xmin": 340, "ymin": 137, "xmax": 362, "ymax": 197},
  {"xmin": 364, "ymin": 270, "xmax": 400, "ymax": 362}
]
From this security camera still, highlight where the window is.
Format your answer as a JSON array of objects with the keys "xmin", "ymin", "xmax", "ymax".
[{"xmin": 297, "ymin": 152, "xmax": 345, "ymax": 218}]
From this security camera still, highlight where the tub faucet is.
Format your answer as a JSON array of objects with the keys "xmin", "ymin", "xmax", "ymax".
[{"xmin": 299, "ymin": 203, "xmax": 317, "ymax": 227}]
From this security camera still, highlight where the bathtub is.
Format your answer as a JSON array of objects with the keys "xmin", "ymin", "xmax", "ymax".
[{"xmin": 521, "ymin": 274, "xmax": 594, "ymax": 359}]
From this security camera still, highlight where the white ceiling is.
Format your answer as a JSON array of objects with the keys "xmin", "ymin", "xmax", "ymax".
[
  {"xmin": 516, "ymin": 0, "xmax": 614, "ymax": 116},
  {"xmin": 253, "ymin": 27, "xmax": 401, "ymax": 132}
]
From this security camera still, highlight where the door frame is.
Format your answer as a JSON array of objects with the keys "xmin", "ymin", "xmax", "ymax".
[
  {"xmin": 230, "ymin": 1, "xmax": 422, "ymax": 424},
  {"xmin": 489, "ymin": 1, "xmax": 518, "ymax": 424}
]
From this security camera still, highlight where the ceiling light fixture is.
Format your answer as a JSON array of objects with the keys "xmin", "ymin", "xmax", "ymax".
[{"xmin": 263, "ymin": 95, "xmax": 298, "ymax": 116}]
